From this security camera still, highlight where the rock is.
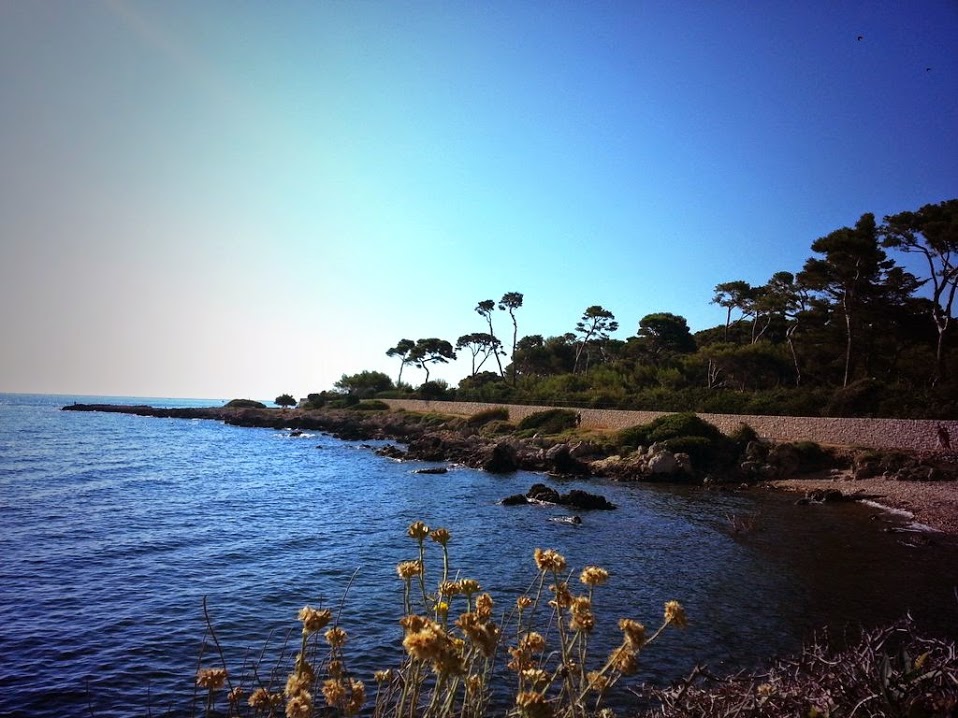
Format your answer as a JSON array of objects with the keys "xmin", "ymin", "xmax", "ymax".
[
  {"xmin": 376, "ymin": 444, "xmax": 407, "ymax": 460},
  {"xmin": 562, "ymin": 489, "xmax": 615, "ymax": 510},
  {"xmin": 648, "ymin": 450, "xmax": 679, "ymax": 475},
  {"xmin": 766, "ymin": 443, "xmax": 801, "ymax": 476},
  {"xmin": 500, "ymin": 494, "xmax": 529, "ymax": 506},
  {"xmin": 545, "ymin": 443, "xmax": 590, "ymax": 475},
  {"xmin": 414, "ymin": 467, "xmax": 448, "ymax": 474},
  {"xmin": 550, "ymin": 515, "xmax": 582, "ymax": 525},
  {"xmin": 483, "ymin": 442, "xmax": 519, "ymax": 473},
  {"xmin": 527, "ymin": 483, "xmax": 561, "ymax": 503}
]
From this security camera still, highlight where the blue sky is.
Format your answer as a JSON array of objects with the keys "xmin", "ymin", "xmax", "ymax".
[{"xmin": 1, "ymin": 1, "xmax": 955, "ymax": 400}]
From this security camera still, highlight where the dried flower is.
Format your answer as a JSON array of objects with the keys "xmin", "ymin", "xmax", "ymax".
[
  {"xmin": 347, "ymin": 679, "xmax": 365, "ymax": 714},
  {"xmin": 408, "ymin": 521, "xmax": 430, "ymax": 540},
  {"xmin": 664, "ymin": 600, "xmax": 688, "ymax": 629},
  {"xmin": 285, "ymin": 672, "xmax": 311, "ymax": 698},
  {"xmin": 400, "ymin": 614, "xmax": 429, "ymax": 634},
  {"xmin": 228, "ymin": 686, "xmax": 244, "ymax": 704},
  {"xmin": 587, "ymin": 670, "xmax": 608, "ymax": 694},
  {"xmin": 439, "ymin": 580, "xmax": 461, "ymax": 597},
  {"xmin": 430, "ymin": 527, "xmax": 451, "ymax": 545},
  {"xmin": 196, "ymin": 668, "xmax": 227, "ymax": 690},
  {"xmin": 580, "ymin": 566, "xmax": 609, "ymax": 587},
  {"xmin": 534, "ymin": 548, "xmax": 566, "ymax": 573},
  {"xmin": 516, "ymin": 690, "xmax": 554, "ymax": 718},
  {"xmin": 247, "ymin": 687, "xmax": 271, "ymax": 710},
  {"xmin": 459, "ymin": 578, "xmax": 481, "ymax": 595},
  {"xmin": 325, "ymin": 626, "xmax": 348, "ymax": 648},
  {"xmin": 569, "ymin": 596, "xmax": 595, "ymax": 633},
  {"xmin": 521, "ymin": 668, "xmax": 551, "ymax": 688},
  {"xmin": 609, "ymin": 644, "xmax": 638, "ymax": 675},
  {"xmin": 475, "ymin": 592, "xmax": 494, "ymax": 620},
  {"xmin": 298, "ymin": 606, "xmax": 332, "ymax": 634},
  {"xmin": 322, "ymin": 678, "xmax": 346, "ymax": 707},
  {"xmin": 516, "ymin": 595, "xmax": 533, "ymax": 611},
  {"xmin": 618, "ymin": 618, "xmax": 646, "ymax": 649},
  {"xmin": 374, "ymin": 669, "xmax": 392, "ymax": 684},
  {"xmin": 465, "ymin": 674, "xmax": 483, "ymax": 695},
  {"xmin": 285, "ymin": 690, "xmax": 313, "ymax": 718},
  {"xmin": 397, "ymin": 560, "xmax": 423, "ymax": 580},
  {"xmin": 548, "ymin": 582, "xmax": 572, "ymax": 610}
]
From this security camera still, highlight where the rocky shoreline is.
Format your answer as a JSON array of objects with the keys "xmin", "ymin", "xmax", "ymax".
[{"xmin": 63, "ymin": 403, "xmax": 958, "ymax": 534}]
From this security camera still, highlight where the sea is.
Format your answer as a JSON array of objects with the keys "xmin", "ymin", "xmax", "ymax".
[{"xmin": 1, "ymin": 393, "xmax": 956, "ymax": 717}]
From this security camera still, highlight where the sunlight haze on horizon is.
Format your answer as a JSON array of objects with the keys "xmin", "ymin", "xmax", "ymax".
[{"xmin": 1, "ymin": 1, "xmax": 956, "ymax": 401}]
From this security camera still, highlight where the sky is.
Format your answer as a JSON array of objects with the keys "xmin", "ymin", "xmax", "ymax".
[{"xmin": 1, "ymin": 1, "xmax": 956, "ymax": 401}]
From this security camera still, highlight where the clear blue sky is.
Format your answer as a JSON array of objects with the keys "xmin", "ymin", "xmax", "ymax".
[{"xmin": 1, "ymin": 1, "xmax": 955, "ymax": 400}]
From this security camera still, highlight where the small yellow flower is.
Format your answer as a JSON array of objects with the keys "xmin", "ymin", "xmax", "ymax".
[
  {"xmin": 325, "ymin": 626, "xmax": 348, "ymax": 648},
  {"xmin": 664, "ymin": 600, "xmax": 688, "ymax": 629},
  {"xmin": 407, "ymin": 521, "xmax": 430, "ymax": 540},
  {"xmin": 580, "ymin": 566, "xmax": 609, "ymax": 587},
  {"xmin": 196, "ymin": 668, "xmax": 227, "ymax": 690},
  {"xmin": 298, "ymin": 606, "xmax": 332, "ymax": 634},
  {"xmin": 397, "ymin": 560, "xmax": 423, "ymax": 580},
  {"xmin": 534, "ymin": 548, "xmax": 566, "ymax": 573},
  {"xmin": 430, "ymin": 527, "xmax": 451, "ymax": 545},
  {"xmin": 436, "ymin": 601, "xmax": 449, "ymax": 618}
]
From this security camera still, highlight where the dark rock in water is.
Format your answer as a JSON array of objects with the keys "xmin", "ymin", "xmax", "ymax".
[
  {"xmin": 414, "ymin": 466, "xmax": 448, "ymax": 475},
  {"xmin": 800, "ymin": 489, "xmax": 846, "ymax": 504},
  {"xmin": 527, "ymin": 483, "xmax": 561, "ymax": 503},
  {"xmin": 502, "ymin": 483, "xmax": 615, "ymax": 510},
  {"xmin": 562, "ymin": 489, "xmax": 615, "ymax": 510},
  {"xmin": 483, "ymin": 442, "xmax": 518, "ymax": 473},
  {"xmin": 289, "ymin": 430, "xmax": 303, "ymax": 437},
  {"xmin": 376, "ymin": 444, "xmax": 407, "ymax": 460}
]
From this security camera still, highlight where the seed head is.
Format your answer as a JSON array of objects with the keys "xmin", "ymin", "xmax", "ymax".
[
  {"xmin": 397, "ymin": 560, "xmax": 423, "ymax": 580},
  {"xmin": 408, "ymin": 521, "xmax": 430, "ymax": 540},
  {"xmin": 516, "ymin": 595, "xmax": 533, "ymax": 611},
  {"xmin": 325, "ymin": 626, "xmax": 348, "ymax": 648},
  {"xmin": 534, "ymin": 548, "xmax": 566, "ymax": 573},
  {"xmin": 618, "ymin": 618, "xmax": 647, "ymax": 649},
  {"xmin": 196, "ymin": 668, "xmax": 228, "ymax": 691},
  {"xmin": 580, "ymin": 566, "xmax": 609, "ymax": 587},
  {"xmin": 285, "ymin": 690, "xmax": 313, "ymax": 718},
  {"xmin": 459, "ymin": 578, "xmax": 481, "ymax": 595},
  {"xmin": 298, "ymin": 606, "xmax": 332, "ymax": 634},
  {"xmin": 664, "ymin": 600, "xmax": 688, "ymax": 629},
  {"xmin": 516, "ymin": 690, "xmax": 554, "ymax": 718},
  {"xmin": 429, "ymin": 527, "xmax": 451, "ymax": 545}
]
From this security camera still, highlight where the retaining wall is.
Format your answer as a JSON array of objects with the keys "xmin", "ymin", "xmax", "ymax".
[{"xmin": 380, "ymin": 399, "xmax": 957, "ymax": 452}]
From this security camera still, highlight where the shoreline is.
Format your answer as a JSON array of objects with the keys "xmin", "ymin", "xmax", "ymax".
[
  {"xmin": 63, "ymin": 403, "xmax": 958, "ymax": 536},
  {"xmin": 771, "ymin": 472, "xmax": 958, "ymax": 536}
]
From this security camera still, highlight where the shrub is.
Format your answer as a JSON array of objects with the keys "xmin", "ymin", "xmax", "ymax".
[
  {"xmin": 224, "ymin": 399, "xmax": 266, "ymax": 409},
  {"xmin": 792, "ymin": 440, "xmax": 830, "ymax": 472},
  {"xmin": 355, "ymin": 400, "xmax": 390, "ymax": 411},
  {"xmin": 516, "ymin": 409, "xmax": 579, "ymax": 435},
  {"xmin": 616, "ymin": 413, "xmax": 724, "ymax": 452},
  {"xmin": 464, "ymin": 407, "xmax": 509, "ymax": 427},
  {"xmin": 728, "ymin": 422, "xmax": 759, "ymax": 446}
]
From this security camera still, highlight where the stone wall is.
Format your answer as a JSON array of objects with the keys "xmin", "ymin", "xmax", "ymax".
[{"xmin": 380, "ymin": 399, "xmax": 957, "ymax": 452}]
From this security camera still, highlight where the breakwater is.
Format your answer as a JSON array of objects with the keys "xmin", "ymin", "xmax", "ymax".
[{"xmin": 381, "ymin": 399, "xmax": 956, "ymax": 452}]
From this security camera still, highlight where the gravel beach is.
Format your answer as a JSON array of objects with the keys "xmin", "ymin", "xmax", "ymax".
[{"xmin": 773, "ymin": 472, "xmax": 958, "ymax": 535}]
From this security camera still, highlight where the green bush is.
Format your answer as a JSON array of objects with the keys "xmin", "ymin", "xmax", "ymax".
[
  {"xmin": 465, "ymin": 407, "xmax": 509, "ymax": 427},
  {"xmin": 354, "ymin": 400, "xmax": 390, "ymax": 411},
  {"xmin": 224, "ymin": 399, "xmax": 266, "ymax": 409},
  {"xmin": 729, "ymin": 421, "xmax": 759, "ymax": 446},
  {"xmin": 516, "ymin": 408, "xmax": 579, "ymax": 434},
  {"xmin": 792, "ymin": 440, "xmax": 830, "ymax": 471}
]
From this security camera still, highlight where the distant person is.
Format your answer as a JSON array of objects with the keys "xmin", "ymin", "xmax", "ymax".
[{"xmin": 936, "ymin": 424, "xmax": 951, "ymax": 450}]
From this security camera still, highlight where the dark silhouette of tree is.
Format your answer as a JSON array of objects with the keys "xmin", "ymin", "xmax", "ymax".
[
  {"xmin": 636, "ymin": 312, "xmax": 696, "ymax": 359},
  {"xmin": 408, "ymin": 338, "xmax": 457, "ymax": 384},
  {"xmin": 498, "ymin": 291, "xmax": 524, "ymax": 385},
  {"xmin": 334, "ymin": 370, "xmax": 394, "ymax": 397},
  {"xmin": 711, "ymin": 280, "xmax": 753, "ymax": 342},
  {"xmin": 881, "ymin": 199, "xmax": 958, "ymax": 383},
  {"xmin": 798, "ymin": 213, "xmax": 912, "ymax": 387},
  {"xmin": 456, "ymin": 332, "xmax": 502, "ymax": 376},
  {"xmin": 475, "ymin": 299, "xmax": 504, "ymax": 377},
  {"xmin": 386, "ymin": 339, "xmax": 416, "ymax": 387},
  {"xmin": 274, "ymin": 393, "xmax": 297, "ymax": 408},
  {"xmin": 573, "ymin": 306, "xmax": 618, "ymax": 373}
]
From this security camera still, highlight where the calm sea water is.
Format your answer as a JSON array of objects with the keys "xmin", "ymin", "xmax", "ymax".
[{"xmin": 1, "ymin": 393, "xmax": 956, "ymax": 717}]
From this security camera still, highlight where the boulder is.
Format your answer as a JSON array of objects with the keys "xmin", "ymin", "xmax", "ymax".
[
  {"xmin": 414, "ymin": 466, "xmax": 448, "ymax": 475},
  {"xmin": 562, "ymin": 489, "xmax": 615, "ymax": 510},
  {"xmin": 376, "ymin": 444, "xmax": 407, "ymax": 460},
  {"xmin": 527, "ymin": 483, "xmax": 561, "ymax": 503},
  {"xmin": 545, "ymin": 443, "xmax": 590, "ymax": 475},
  {"xmin": 483, "ymin": 442, "xmax": 519, "ymax": 473},
  {"xmin": 648, "ymin": 450, "xmax": 679, "ymax": 475},
  {"xmin": 767, "ymin": 443, "xmax": 801, "ymax": 477},
  {"xmin": 500, "ymin": 494, "xmax": 529, "ymax": 506}
]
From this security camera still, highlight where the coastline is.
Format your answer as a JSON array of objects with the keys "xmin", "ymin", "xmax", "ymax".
[{"xmin": 771, "ymin": 472, "xmax": 958, "ymax": 536}]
